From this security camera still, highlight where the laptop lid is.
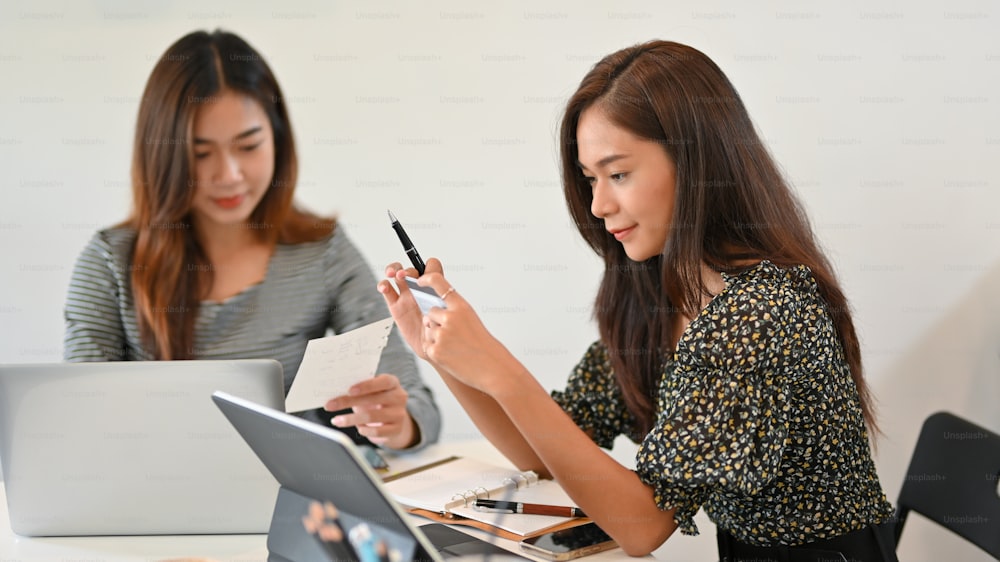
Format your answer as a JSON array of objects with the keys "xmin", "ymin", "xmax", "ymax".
[
  {"xmin": 211, "ymin": 390, "xmax": 526, "ymax": 562},
  {"xmin": 0, "ymin": 360, "xmax": 285, "ymax": 536}
]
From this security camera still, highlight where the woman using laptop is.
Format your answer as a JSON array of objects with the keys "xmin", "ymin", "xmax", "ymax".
[
  {"xmin": 63, "ymin": 29, "xmax": 440, "ymax": 451},
  {"xmin": 381, "ymin": 41, "xmax": 898, "ymax": 560}
]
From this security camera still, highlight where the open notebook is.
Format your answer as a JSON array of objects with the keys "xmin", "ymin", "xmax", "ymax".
[{"xmin": 382, "ymin": 457, "xmax": 584, "ymax": 537}]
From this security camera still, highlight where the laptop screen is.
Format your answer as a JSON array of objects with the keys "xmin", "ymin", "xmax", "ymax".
[{"xmin": 0, "ymin": 360, "xmax": 285, "ymax": 536}]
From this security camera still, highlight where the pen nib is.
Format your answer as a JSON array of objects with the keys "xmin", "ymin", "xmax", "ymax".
[{"xmin": 387, "ymin": 209, "xmax": 397, "ymax": 223}]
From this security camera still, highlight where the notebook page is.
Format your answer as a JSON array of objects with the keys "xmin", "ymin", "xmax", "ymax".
[{"xmin": 383, "ymin": 457, "xmax": 530, "ymax": 512}]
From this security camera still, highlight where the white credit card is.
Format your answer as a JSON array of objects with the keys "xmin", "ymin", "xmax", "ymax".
[{"xmin": 403, "ymin": 277, "xmax": 446, "ymax": 314}]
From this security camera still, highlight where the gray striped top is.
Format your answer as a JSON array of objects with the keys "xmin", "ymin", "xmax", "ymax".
[{"xmin": 63, "ymin": 225, "xmax": 440, "ymax": 449}]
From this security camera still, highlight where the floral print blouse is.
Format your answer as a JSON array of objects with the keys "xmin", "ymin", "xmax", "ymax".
[{"xmin": 551, "ymin": 261, "xmax": 894, "ymax": 546}]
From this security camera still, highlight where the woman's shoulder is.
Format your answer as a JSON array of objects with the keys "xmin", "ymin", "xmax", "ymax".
[
  {"xmin": 717, "ymin": 260, "xmax": 819, "ymax": 309},
  {"xmin": 695, "ymin": 260, "xmax": 824, "ymax": 338},
  {"xmin": 66, "ymin": 226, "xmax": 137, "ymax": 288},
  {"xmin": 77, "ymin": 225, "xmax": 136, "ymax": 263},
  {"xmin": 96, "ymin": 224, "xmax": 137, "ymax": 244},
  {"xmin": 277, "ymin": 223, "xmax": 344, "ymax": 257},
  {"xmin": 277, "ymin": 223, "xmax": 375, "ymax": 274},
  {"xmin": 678, "ymin": 261, "xmax": 828, "ymax": 368}
]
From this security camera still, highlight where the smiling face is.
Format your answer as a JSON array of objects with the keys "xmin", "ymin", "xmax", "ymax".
[
  {"xmin": 189, "ymin": 89, "xmax": 275, "ymax": 233},
  {"xmin": 576, "ymin": 105, "xmax": 678, "ymax": 262}
]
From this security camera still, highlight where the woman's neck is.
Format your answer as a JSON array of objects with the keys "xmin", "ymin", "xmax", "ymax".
[
  {"xmin": 193, "ymin": 221, "xmax": 275, "ymax": 302},
  {"xmin": 194, "ymin": 221, "xmax": 269, "ymax": 263}
]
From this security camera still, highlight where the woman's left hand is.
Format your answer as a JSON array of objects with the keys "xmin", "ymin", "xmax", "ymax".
[
  {"xmin": 417, "ymin": 272, "xmax": 519, "ymax": 394},
  {"xmin": 324, "ymin": 374, "xmax": 417, "ymax": 449}
]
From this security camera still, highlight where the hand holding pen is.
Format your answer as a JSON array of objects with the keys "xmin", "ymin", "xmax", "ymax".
[
  {"xmin": 381, "ymin": 210, "xmax": 509, "ymax": 388},
  {"xmin": 386, "ymin": 211, "xmax": 446, "ymax": 312},
  {"xmin": 388, "ymin": 210, "xmax": 425, "ymax": 276},
  {"xmin": 388, "ymin": 210, "xmax": 451, "ymax": 313}
]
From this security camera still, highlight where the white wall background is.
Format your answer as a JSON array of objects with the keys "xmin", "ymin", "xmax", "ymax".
[{"xmin": 1, "ymin": 1, "xmax": 998, "ymax": 560}]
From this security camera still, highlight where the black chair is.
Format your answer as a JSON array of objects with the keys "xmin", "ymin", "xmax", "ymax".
[{"xmin": 894, "ymin": 411, "xmax": 1000, "ymax": 558}]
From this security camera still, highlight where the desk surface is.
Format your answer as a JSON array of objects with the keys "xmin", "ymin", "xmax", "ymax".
[{"xmin": 1, "ymin": 440, "xmax": 660, "ymax": 561}]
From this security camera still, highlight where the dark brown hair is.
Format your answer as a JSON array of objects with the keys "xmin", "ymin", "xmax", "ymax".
[
  {"xmin": 560, "ymin": 40, "xmax": 876, "ymax": 437},
  {"xmin": 127, "ymin": 29, "xmax": 334, "ymax": 359}
]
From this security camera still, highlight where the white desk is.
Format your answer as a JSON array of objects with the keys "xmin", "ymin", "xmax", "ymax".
[{"xmin": 0, "ymin": 441, "xmax": 654, "ymax": 561}]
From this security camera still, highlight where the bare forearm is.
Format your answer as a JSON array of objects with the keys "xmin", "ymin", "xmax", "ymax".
[
  {"xmin": 397, "ymin": 268, "xmax": 675, "ymax": 553},
  {"xmin": 493, "ymin": 374, "xmax": 677, "ymax": 556},
  {"xmin": 429, "ymin": 361, "xmax": 546, "ymax": 472}
]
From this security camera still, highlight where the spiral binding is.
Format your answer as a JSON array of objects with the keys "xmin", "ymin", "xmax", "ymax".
[
  {"xmin": 447, "ymin": 470, "xmax": 540, "ymax": 507},
  {"xmin": 451, "ymin": 486, "xmax": 490, "ymax": 507},
  {"xmin": 501, "ymin": 470, "xmax": 539, "ymax": 490}
]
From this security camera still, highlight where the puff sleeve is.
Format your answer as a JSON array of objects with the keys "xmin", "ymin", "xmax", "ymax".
[
  {"xmin": 551, "ymin": 341, "xmax": 638, "ymax": 449},
  {"xmin": 635, "ymin": 292, "xmax": 795, "ymax": 536}
]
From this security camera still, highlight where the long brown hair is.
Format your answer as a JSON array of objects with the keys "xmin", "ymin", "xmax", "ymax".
[
  {"xmin": 560, "ymin": 40, "xmax": 876, "ymax": 438},
  {"xmin": 127, "ymin": 29, "xmax": 334, "ymax": 360}
]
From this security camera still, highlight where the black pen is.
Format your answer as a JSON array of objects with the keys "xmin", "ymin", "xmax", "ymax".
[
  {"xmin": 474, "ymin": 499, "xmax": 587, "ymax": 518},
  {"xmin": 388, "ymin": 210, "xmax": 426, "ymax": 276}
]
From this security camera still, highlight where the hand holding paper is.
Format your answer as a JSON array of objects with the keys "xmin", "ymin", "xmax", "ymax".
[{"xmin": 285, "ymin": 317, "xmax": 395, "ymax": 412}]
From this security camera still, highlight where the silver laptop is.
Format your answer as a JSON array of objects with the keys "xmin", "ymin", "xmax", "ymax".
[
  {"xmin": 0, "ymin": 360, "xmax": 285, "ymax": 536},
  {"xmin": 212, "ymin": 390, "xmax": 527, "ymax": 561}
]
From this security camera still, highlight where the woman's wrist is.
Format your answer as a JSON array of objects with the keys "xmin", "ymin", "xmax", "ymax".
[
  {"xmin": 483, "ymin": 354, "xmax": 534, "ymax": 403},
  {"xmin": 384, "ymin": 412, "xmax": 420, "ymax": 450}
]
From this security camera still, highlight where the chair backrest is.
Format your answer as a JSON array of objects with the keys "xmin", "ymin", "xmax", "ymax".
[{"xmin": 894, "ymin": 411, "xmax": 1000, "ymax": 557}]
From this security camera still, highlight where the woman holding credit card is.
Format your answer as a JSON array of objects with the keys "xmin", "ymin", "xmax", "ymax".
[
  {"xmin": 380, "ymin": 41, "xmax": 897, "ymax": 560},
  {"xmin": 62, "ymin": 29, "xmax": 440, "ymax": 451}
]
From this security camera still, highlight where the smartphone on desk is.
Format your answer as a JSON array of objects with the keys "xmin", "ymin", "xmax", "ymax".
[{"xmin": 520, "ymin": 522, "xmax": 617, "ymax": 561}]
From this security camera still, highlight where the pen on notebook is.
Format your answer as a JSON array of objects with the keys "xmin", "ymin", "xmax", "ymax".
[
  {"xmin": 473, "ymin": 499, "xmax": 587, "ymax": 518},
  {"xmin": 388, "ymin": 209, "xmax": 425, "ymax": 276}
]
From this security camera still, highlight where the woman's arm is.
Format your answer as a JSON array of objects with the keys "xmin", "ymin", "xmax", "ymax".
[
  {"xmin": 378, "ymin": 260, "xmax": 546, "ymax": 471},
  {"xmin": 382, "ymin": 263, "xmax": 677, "ymax": 555},
  {"xmin": 64, "ymin": 231, "xmax": 129, "ymax": 362},
  {"xmin": 323, "ymin": 228, "xmax": 441, "ymax": 449},
  {"xmin": 493, "ymin": 372, "xmax": 678, "ymax": 556},
  {"xmin": 429, "ymin": 348, "xmax": 549, "ymax": 473}
]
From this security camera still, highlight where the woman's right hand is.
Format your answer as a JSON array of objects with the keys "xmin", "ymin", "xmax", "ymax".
[{"xmin": 377, "ymin": 258, "xmax": 445, "ymax": 361}]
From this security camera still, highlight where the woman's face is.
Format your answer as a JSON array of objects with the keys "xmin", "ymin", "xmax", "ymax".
[
  {"xmin": 189, "ymin": 90, "xmax": 275, "ymax": 231},
  {"xmin": 577, "ymin": 106, "xmax": 677, "ymax": 262}
]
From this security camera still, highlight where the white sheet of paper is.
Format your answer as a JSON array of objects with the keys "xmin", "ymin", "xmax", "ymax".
[{"xmin": 284, "ymin": 317, "xmax": 395, "ymax": 412}]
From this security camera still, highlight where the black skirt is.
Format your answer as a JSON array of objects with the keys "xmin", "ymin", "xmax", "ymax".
[{"xmin": 716, "ymin": 521, "xmax": 898, "ymax": 562}]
